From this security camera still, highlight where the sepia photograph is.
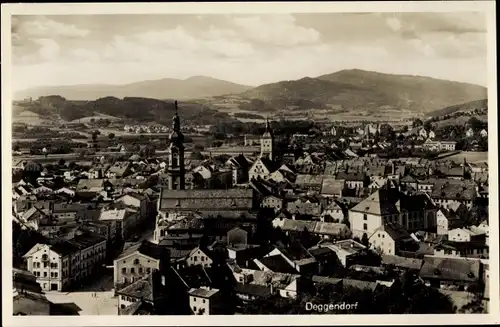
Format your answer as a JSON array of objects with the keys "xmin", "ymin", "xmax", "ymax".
[{"xmin": 2, "ymin": 1, "xmax": 498, "ymax": 326}]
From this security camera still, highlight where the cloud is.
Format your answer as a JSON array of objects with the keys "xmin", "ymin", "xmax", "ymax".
[
  {"xmin": 15, "ymin": 16, "xmax": 90, "ymax": 39},
  {"xmin": 33, "ymin": 38, "xmax": 60, "ymax": 60},
  {"xmin": 230, "ymin": 15, "xmax": 321, "ymax": 47}
]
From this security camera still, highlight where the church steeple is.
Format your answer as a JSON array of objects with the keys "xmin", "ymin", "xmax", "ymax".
[
  {"xmin": 167, "ymin": 100, "xmax": 185, "ymax": 189},
  {"xmin": 260, "ymin": 117, "xmax": 274, "ymax": 160}
]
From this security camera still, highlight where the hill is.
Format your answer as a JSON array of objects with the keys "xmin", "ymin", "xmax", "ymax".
[
  {"xmin": 238, "ymin": 69, "xmax": 487, "ymax": 114},
  {"xmin": 14, "ymin": 76, "xmax": 252, "ymax": 101},
  {"xmin": 427, "ymin": 99, "xmax": 487, "ymax": 117},
  {"xmin": 12, "ymin": 95, "xmax": 237, "ymax": 125}
]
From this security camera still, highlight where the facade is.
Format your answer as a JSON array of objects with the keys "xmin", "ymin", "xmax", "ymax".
[
  {"xmin": 349, "ymin": 189, "xmax": 436, "ymax": 239},
  {"xmin": 188, "ymin": 287, "xmax": 223, "ymax": 315},
  {"xmin": 23, "ymin": 233, "xmax": 106, "ymax": 292},
  {"xmin": 113, "ymin": 241, "xmax": 169, "ymax": 290}
]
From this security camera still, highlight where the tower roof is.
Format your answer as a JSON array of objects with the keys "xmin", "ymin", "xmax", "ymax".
[{"xmin": 262, "ymin": 117, "xmax": 273, "ymax": 138}]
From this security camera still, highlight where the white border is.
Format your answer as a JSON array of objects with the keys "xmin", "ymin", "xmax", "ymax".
[{"xmin": 2, "ymin": 2, "xmax": 498, "ymax": 326}]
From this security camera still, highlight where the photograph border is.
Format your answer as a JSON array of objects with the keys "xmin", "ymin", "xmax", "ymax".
[{"xmin": 2, "ymin": 1, "xmax": 498, "ymax": 326}]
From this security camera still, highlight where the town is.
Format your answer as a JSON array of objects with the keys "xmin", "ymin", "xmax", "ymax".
[{"xmin": 12, "ymin": 100, "xmax": 490, "ymax": 316}]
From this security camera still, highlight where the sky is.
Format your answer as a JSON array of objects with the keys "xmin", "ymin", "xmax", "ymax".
[{"xmin": 11, "ymin": 12, "xmax": 488, "ymax": 91}]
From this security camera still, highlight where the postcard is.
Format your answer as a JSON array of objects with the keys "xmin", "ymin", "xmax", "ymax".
[{"xmin": 2, "ymin": 1, "xmax": 498, "ymax": 326}]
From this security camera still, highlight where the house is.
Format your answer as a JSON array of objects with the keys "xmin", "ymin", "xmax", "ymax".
[
  {"xmin": 248, "ymin": 157, "xmax": 280, "ymax": 180},
  {"xmin": 99, "ymin": 208, "xmax": 138, "ymax": 240},
  {"xmin": 115, "ymin": 193, "xmax": 148, "ymax": 222},
  {"xmin": 106, "ymin": 161, "xmax": 132, "ymax": 179},
  {"xmin": 433, "ymin": 240, "xmax": 489, "ymax": 259},
  {"xmin": 480, "ymin": 129, "xmax": 488, "ymax": 137},
  {"xmin": 348, "ymin": 189, "xmax": 437, "ymax": 239},
  {"xmin": 466, "ymin": 128, "xmax": 475, "ymax": 138},
  {"xmin": 230, "ymin": 267, "xmax": 302, "ymax": 299},
  {"xmin": 261, "ymin": 195, "xmax": 285, "ymax": 212},
  {"xmin": 336, "ymin": 171, "xmax": 366, "ymax": 189},
  {"xmin": 13, "ymin": 268, "xmax": 52, "ymax": 315},
  {"xmin": 227, "ymin": 244, "xmax": 262, "ymax": 267},
  {"xmin": 185, "ymin": 246, "xmax": 213, "ymax": 268},
  {"xmin": 23, "ymin": 232, "xmax": 106, "ymax": 292},
  {"xmin": 369, "ymin": 222, "xmax": 419, "ymax": 256},
  {"xmin": 436, "ymin": 208, "xmax": 464, "ymax": 235},
  {"xmin": 117, "ymin": 270, "xmax": 172, "ymax": 315},
  {"xmin": 321, "ymin": 239, "xmax": 368, "ymax": 268},
  {"xmin": 320, "ymin": 176, "xmax": 344, "ymax": 198},
  {"xmin": 321, "ymin": 201, "xmax": 344, "ymax": 223},
  {"xmin": 54, "ymin": 187, "xmax": 75, "ymax": 197},
  {"xmin": 430, "ymin": 180, "xmax": 476, "ymax": 210},
  {"xmin": 448, "ymin": 227, "xmax": 485, "ymax": 243},
  {"xmin": 226, "ymin": 154, "xmax": 252, "ymax": 185},
  {"xmin": 419, "ymin": 256, "xmax": 481, "ymax": 291},
  {"xmin": 113, "ymin": 240, "xmax": 170, "ymax": 291},
  {"xmin": 188, "ymin": 287, "xmax": 224, "ymax": 315}
]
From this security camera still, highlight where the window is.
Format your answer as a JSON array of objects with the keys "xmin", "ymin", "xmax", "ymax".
[
  {"xmin": 146, "ymin": 268, "xmax": 151, "ymax": 273},
  {"xmin": 194, "ymin": 256, "xmax": 198, "ymax": 262},
  {"xmin": 363, "ymin": 223, "xmax": 367, "ymax": 230},
  {"xmin": 44, "ymin": 272, "xmax": 47, "ymax": 277},
  {"xmin": 122, "ymin": 268, "xmax": 126, "ymax": 274},
  {"xmin": 131, "ymin": 268, "xmax": 135, "ymax": 273},
  {"xmin": 202, "ymin": 299, "xmax": 206, "ymax": 303},
  {"xmin": 134, "ymin": 259, "xmax": 140, "ymax": 265},
  {"xmin": 193, "ymin": 306, "xmax": 197, "ymax": 312},
  {"xmin": 120, "ymin": 304, "xmax": 125, "ymax": 309},
  {"xmin": 44, "ymin": 262, "xmax": 48, "ymax": 268},
  {"xmin": 193, "ymin": 298, "xmax": 196, "ymax": 302},
  {"xmin": 201, "ymin": 257, "xmax": 205, "ymax": 262},
  {"xmin": 139, "ymin": 268, "xmax": 143, "ymax": 273},
  {"xmin": 363, "ymin": 214, "xmax": 367, "ymax": 220}
]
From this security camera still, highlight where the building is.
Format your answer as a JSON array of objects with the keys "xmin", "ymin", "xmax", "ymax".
[
  {"xmin": 113, "ymin": 240, "xmax": 170, "ymax": 291},
  {"xmin": 419, "ymin": 256, "xmax": 481, "ymax": 291},
  {"xmin": 348, "ymin": 189, "xmax": 437, "ymax": 239},
  {"xmin": 260, "ymin": 118, "xmax": 274, "ymax": 161},
  {"xmin": 166, "ymin": 101, "xmax": 186, "ymax": 190},
  {"xmin": 423, "ymin": 139, "xmax": 457, "ymax": 152},
  {"xmin": 430, "ymin": 180, "xmax": 476, "ymax": 210},
  {"xmin": 23, "ymin": 232, "xmax": 106, "ymax": 292},
  {"xmin": 185, "ymin": 246, "xmax": 213, "ymax": 268},
  {"xmin": 188, "ymin": 287, "xmax": 224, "ymax": 315},
  {"xmin": 99, "ymin": 208, "xmax": 138, "ymax": 240},
  {"xmin": 156, "ymin": 188, "xmax": 254, "ymax": 220},
  {"xmin": 244, "ymin": 134, "xmax": 261, "ymax": 146},
  {"xmin": 369, "ymin": 222, "xmax": 418, "ymax": 255}
]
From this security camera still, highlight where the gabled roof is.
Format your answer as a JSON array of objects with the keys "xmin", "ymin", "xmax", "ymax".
[
  {"xmin": 375, "ymin": 222, "xmax": 413, "ymax": 242},
  {"xmin": 420, "ymin": 256, "xmax": 480, "ymax": 282},
  {"xmin": 116, "ymin": 240, "xmax": 169, "ymax": 261}
]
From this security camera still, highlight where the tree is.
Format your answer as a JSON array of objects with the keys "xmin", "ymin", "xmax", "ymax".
[
  {"xmin": 189, "ymin": 151, "xmax": 204, "ymax": 160},
  {"xmin": 412, "ymin": 119, "xmax": 423, "ymax": 128},
  {"xmin": 423, "ymin": 120, "xmax": 433, "ymax": 131},
  {"xmin": 108, "ymin": 132, "xmax": 115, "ymax": 141},
  {"xmin": 467, "ymin": 117, "xmax": 484, "ymax": 131},
  {"xmin": 58, "ymin": 158, "xmax": 66, "ymax": 167}
]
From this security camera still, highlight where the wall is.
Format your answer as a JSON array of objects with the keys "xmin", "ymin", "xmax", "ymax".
[{"xmin": 114, "ymin": 253, "xmax": 160, "ymax": 286}]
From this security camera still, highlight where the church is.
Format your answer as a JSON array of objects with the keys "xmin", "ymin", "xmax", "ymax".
[
  {"xmin": 248, "ymin": 118, "xmax": 287, "ymax": 181},
  {"xmin": 154, "ymin": 102, "xmax": 257, "ymax": 243}
]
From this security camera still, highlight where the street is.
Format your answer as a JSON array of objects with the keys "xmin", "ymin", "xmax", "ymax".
[{"xmin": 47, "ymin": 267, "xmax": 117, "ymax": 315}]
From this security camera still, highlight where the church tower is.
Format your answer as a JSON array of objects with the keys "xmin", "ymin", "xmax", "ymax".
[
  {"xmin": 260, "ymin": 118, "xmax": 274, "ymax": 160},
  {"xmin": 167, "ymin": 101, "xmax": 185, "ymax": 189}
]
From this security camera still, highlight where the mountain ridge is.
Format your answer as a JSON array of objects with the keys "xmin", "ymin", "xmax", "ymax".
[{"xmin": 15, "ymin": 76, "xmax": 253, "ymax": 101}]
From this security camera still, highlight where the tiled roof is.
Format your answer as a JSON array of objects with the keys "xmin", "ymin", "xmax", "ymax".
[
  {"xmin": 158, "ymin": 188, "xmax": 253, "ymax": 211},
  {"xmin": 376, "ymin": 222, "xmax": 413, "ymax": 242},
  {"xmin": 257, "ymin": 255, "xmax": 297, "ymax": 274},
  {"xmin": 430, "ymin": 180, "xmax": 476, "ymax": 201},
  {"xmin": 381, "ymin": 255, "xmax": 423, "ymax": 270},
  {"xmin": 321, "ymin": 177, "xmax": 344, "ymax": 195},
  {"xmin": 420, "ymin": 256, "xmax": 480, "ymax": 282},
  {"xmin": 295, "ymin": 174, "xmax": 324, "ymax": 186},
  {"xmin": 116, "ymin": 240, "xmax": 169, "ymax": 261},
  {"xmin": 342, "ymin": 278, "xmax": 378, "ymax": 291},
  {"xmin": 188, "ymin": 287, "xmax": 220, "ymax": 298},
  {"xmin": 234, "ymin": 282, "xmax": 272, "ymax": 298}
]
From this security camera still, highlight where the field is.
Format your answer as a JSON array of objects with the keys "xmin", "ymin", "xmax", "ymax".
[
  {"xmin": 12, "ymin": 111, "xmax": 54, "ymax": 126},
  {"xmin": 437, "ymin": 151, "xmax": 488, "ymax": 164},
  {"xmin": 69, "ymin": 114, "xmax": 122, "ymax": 124},
  {"xmin": 434, "ymin": 115, "xmax": 488, "ymax": 128}
]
